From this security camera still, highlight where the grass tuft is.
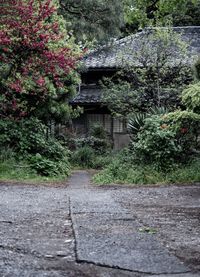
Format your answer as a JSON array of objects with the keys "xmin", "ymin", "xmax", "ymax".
[{"xmin": 0, "ymin": 159, "xmax": 68, "ymax": 183}]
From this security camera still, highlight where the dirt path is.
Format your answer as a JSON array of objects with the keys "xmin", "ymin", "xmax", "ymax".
[{"xmin": 0, "ymin": 171, "xmax": 199, "ymax": 276}]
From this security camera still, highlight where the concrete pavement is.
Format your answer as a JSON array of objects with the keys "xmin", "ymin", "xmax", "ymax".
[{"xmin": 0, "ymin": 171, "xmax": 199, "ymax": 276}]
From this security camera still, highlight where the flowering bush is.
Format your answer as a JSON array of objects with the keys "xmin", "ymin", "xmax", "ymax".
[{"xmin": 0, "ymin": 0, "xmax": 81, "ymax": 120}]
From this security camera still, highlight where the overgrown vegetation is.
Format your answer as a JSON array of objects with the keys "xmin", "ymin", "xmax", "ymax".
[
  {"xmin": 94, "ymin": 28, "xmax": 200, "ymax": 184},
  {"xmin": 0, "ymin": 118, "xmax": 70, "ymax": 178},
  {"xmin": 0, "ymin": 157, "xmax": 67, "ymax": 183},
  {"xmin": 102, "ymin": 28, "xmax": 192, "ymax": 117},
  {"xmin": 70, "ymin": 123, "xmax": 113, "ymax": 169},
  {"xmin": 0, "ymin": 0, "xmax": 80, "ymax": 180},
  {"xmin": 93, "ymin": 59, "xmax": 200, "ymax": 185},
  {"xmin": 93, "ymin": 150, "xmax": 200, "ymax": 185},
  {"xmin": 1, "ymin": 0, "xmax": 200, "ymax": 184}
]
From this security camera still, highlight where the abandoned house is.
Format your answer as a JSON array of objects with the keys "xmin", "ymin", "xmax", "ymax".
[{"xmin": 70, "ymin": 26, "xmax": 200, "ymax": 149}]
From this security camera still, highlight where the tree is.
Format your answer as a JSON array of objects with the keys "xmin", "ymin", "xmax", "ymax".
[
  {"xmin": 173, "ymin": 1, "xmax": 200, "ymax": 28},
  {"xmin": 0, "ymin": 0, "xmax": 81, "ymax": 122},
  {"xmin": 102, "ymin": 28, "xmax": 192, "ymax": 118},
  {"xmin": 59, "ymin": 0, "xmax": 124, "ymax": 44},
  {"xmin": 123, "ymin": 0, "xmax": 198, "ymax": 34}
]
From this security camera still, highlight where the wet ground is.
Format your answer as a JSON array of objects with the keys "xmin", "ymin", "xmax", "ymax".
[{"xmin": 0, "ymin": 171, "xmax": 199, "ymax": 276}]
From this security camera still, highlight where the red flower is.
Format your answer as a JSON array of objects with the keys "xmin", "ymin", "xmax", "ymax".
[
  {"xmin": 180, "ymin": 127, "xmax": 188, "ymax": 134},
  {"xmin": 36, "ymin": 77, "xmax": 45, "ymax": 87}
]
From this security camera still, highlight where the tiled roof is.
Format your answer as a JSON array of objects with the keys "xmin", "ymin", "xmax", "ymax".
[
  {"xmin": 84, "ymin": 26, "xmax": 200, "ymax": 69},
  {"xmin": 72, "ymin": 27, "xmax": 200, "ymax": 104},
  {"xmin": 71, "ymin": 86, "xmax": 103, "ymax": 104}
]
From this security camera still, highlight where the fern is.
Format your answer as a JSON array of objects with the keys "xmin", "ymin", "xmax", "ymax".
[{"xmin": 182, "ymin": 82, "xmax": 200, "ymax": 113}]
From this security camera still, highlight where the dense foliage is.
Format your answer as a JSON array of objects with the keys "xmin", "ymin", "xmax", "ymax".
[
  {"xmin": 0, "ymin": 118, "xmax": 70, "ymax": 176},
  {"xmin": 0, "ymin": 0, "xmax": 81, "ymax": 178},
  {"xmin": 93, "ymin": 151, "xmax": 200, "ymax": 185},
  {"xmin": 0, "ymin": 0, "xmax": 81, "ymax": 121},
  {"xmin": 70, "ymin": 124, "xmax": 112, "ymax": 168},
  {"xmin": 103, "ymin": 28, "xmax": 192, "ymax": 117},
  {"xmin": 59, "ymin": 0, "xmax": 200, "ymax": 42},
  {"xmin": 94, "ymin": 26, "xmax": 200, "ymax": 184},
  {"xmin": 123, "ymin": 0, "xmax": 198, "ymax": 34},
  {"xmin": 173, "ymin": 0, "xmax": 200, "ymax": 27},
  {"xmin": 95, "ymin": 72, "xmax": 200, "ymax": 184},
  {"xmin": 59, "ymin": 0, "xmax": 123, "ymax": 44},
  {"xmin": 1, "ymin": 0, "xmax": 200, "ymax": 183}
]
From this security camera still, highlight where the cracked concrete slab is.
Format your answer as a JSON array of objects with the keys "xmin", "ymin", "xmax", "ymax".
[
  {"xmin": 73, "ymin": 213, "xmax": 188, "ymax": 274},
  {"xmin": 0, "ymin": 170, "xmax": 199, "ymax": 276},
  {"xmin": 67, "ymin": 171, "xmax": 190, "ymax": 275}
]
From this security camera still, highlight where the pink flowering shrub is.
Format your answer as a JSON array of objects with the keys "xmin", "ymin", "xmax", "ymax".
[{"xmin": 0, "ymin": 0, "xmax": 81, "ymax": 119}]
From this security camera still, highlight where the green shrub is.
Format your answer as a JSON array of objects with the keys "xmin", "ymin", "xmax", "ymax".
[
  {"xmin": 129, "ymin": 111, "xmax": 200, "ymax": 170},
  {"xmin": 70, "ymin": 146, "xmax": 95, "ymax": 168},
  {"xmin": 89, "ymin": 123, "xmax": 109, "ymax": 139},
  {"xmin": 128, "ymin": 107, "xmax": 168, "ymax": 138},
  {"xmin": 0, "ymin": 157, "xmax": 69, "ymax": 182},
  {"xmin": 0, "ymin": 159, "xmax": 37, "ymax": 181},
  {"xmin": 74, "ymin": 123, "xmax": 112, "ymax": 154},
  {"xmin": 91, "ymin": 154, "xmax": 113, "ymax": 169},
  {"xmin": 0, "ymin": 118, "xmax": 46, "ymax": 155},
  {"xmin": 0, "ymin": 118, "xmax": 70, "ymax": 177},
  {"xmin": 0, "ymin": 147, "xmax": 15, "ymax": 162},
  {"xmin": 75, "ymin": 136, "xmax": 112, "ymax": 154},
  {"xmin": 132, "ymin": 115, "xmax": 181, "ymax": 170},
  {"xmin": 55, "ymin": 129, "xmax": 77, "ymax": 150},
  {"xmin": 29, "ymin": 154, "xmax": 70, "ymax": 176},
  {"xmin": 71, "ymin": 145, "xmax": 114, "ymax": 169},
  {"xmin": 165, "ymin": 159, "xmax": 200, "ymax": 183},
  {"xmin": 93, "ymin": 157, "xmax": 165, "ymax": 185},
  {"xmin": 166, "ymin": 110, "xmax": 200, "ymax": 156}
]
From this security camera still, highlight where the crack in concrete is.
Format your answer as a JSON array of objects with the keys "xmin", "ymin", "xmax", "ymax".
[
  {"xmin": 69, "ymin": 200, "xmax": 185, "ymax": 275},
  {"xmin": 68, "ymin": 196, "xmax": 79, "ymax": 263},
  {"xmin": 67, "ymin": 171, "xmax": 193, "ymax": 275},
  {"xmin": 0, "ymin": 220, "xmax": 13, "ymax": 224},
  {"xmin": 76, "ymin": 258, "xmax": 152, "ymax": 275},
  {"xmin": 75, "ymin": 258, "xmax": 191, "ymax": 276},
  {"xmin": 69, "ymin": 197, "xmax": 144, "ymax": 274}
]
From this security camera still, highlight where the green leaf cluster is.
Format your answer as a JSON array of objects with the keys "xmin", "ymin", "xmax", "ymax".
[
  {"xmin": 102, "ymin": 28, "xmax": 192, "ymax": 117},
  {"xmin": 182, "ymin": 82, "xmax": 200, "ymax": 113},
  {"xmin": 59, "ymin": 0, "xmax": 123, "ymax": 44},
  {"xmin": 0, "ymin": 118, "xmax": 70, "ymax": 176},
  {"xmin": 123, "ymin": 0, "xmax": 198, "ymax": 34}
]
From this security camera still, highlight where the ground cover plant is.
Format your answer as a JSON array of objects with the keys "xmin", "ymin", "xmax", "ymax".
[
  {"xmin": 93, "ymin": 151, "xmax": 200, "ymax": 185},
  {"xmin": 0, "ymin": 157, "xmax": 67, "ymax": 183}
]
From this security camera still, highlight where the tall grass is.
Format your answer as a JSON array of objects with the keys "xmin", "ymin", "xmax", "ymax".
[
  {"xmin": 0, "ymin": 148, "xmax": 67, "ymax": 183},
  {"xmin": 93, "ymin": 158, "xmax": 200, "ymax": 185}
]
